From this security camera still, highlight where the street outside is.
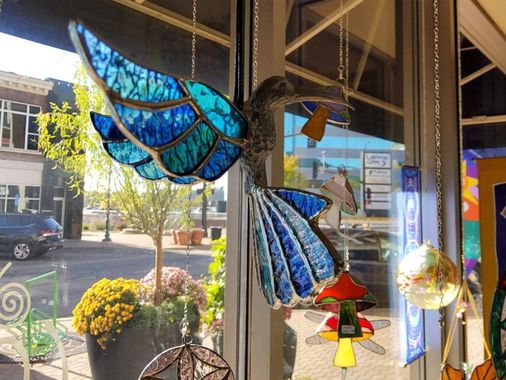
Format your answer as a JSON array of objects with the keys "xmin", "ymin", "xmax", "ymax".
[
  {"xmin": 0, "ymin": 231, "xmax": 214, "ymax": 318},
  {"xmin": 0, "ymin": 231, "xmax": 487, "ymax": 380}
]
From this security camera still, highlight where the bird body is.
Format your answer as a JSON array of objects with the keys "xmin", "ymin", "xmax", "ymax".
[{"xmin": 70, "ymin": 20, "xmax": 350, "ymax": 308}]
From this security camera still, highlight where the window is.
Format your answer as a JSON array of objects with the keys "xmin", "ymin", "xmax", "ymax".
[
  {"xmin": 0, "ymin": 184, "xmax": 40, "ymax": 213},
  {"xmin": 0, "ymin": 99, "xmax": 41, "ymax": 150}
]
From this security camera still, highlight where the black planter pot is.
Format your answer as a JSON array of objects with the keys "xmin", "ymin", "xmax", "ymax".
[{"xmin": 86, "ymin": 323, "xmax": 200, "ymax": 380}]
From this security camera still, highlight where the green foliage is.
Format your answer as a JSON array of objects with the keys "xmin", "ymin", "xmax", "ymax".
[
  {"xmin": 201, "ymin": 237, "xmax": 226, "ymax": 333},
  {"xmin": 37, "ymin": 66, "xmax": 110, "ymax": 194},
  {"xmin": 92, "ymin": 220, "xmax": 106, "ymax": 231},
  {"xmin": 129, "ymin": 297, "xmax": 200, "ymax": 329},
  {"xmin": 36, "ymin": 65, "xmax": 201, "ymax": 304},
  {"xmin": 284, "ymin": 154, "xmax": 308, "ymax": 189}
]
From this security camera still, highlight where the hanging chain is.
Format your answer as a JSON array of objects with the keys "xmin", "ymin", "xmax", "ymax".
[
  {"xmin": 181, "ymin": 0, "xmax": 197, "ymax": 342},
  {"xmin": 337, "ymin": 0, "xmax": 345, "ymax": 83},
  {"xmin": 345, "ymin": 5, "xmax": 350, "ymax": 94},
  {"xmin": 456, "ymin": 32, "xmax": 466, "ymax": 283},
  {"xmin": 191, "ymin": 0, "xmax": 197, "ymax": 79},
  {"xmin": 433, "ymin": 0, "xmax": 443, "ymax": 253},
  {"xmin": 181, "ymin": 189, "xmax": 194, "ymax": 343},
  {"xmin": 252, "ymin": 0, "xmax": 260, "ymax": 89},
  {"xmin": 431, "ymin": 0, "xmax": 447, "ymax": 328}
]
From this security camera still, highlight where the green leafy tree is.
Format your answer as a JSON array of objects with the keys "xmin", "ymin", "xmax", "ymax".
[
  {"xmin": 37, "ymin": 66, "xmax": 189, "ymax": 306},
  {"xmin": 284, "ymin": 154, "xmax": 308, "ymax": 189}
]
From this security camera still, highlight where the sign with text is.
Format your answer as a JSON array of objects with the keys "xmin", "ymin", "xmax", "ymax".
[
  {"xmin": 363, "ymin": 152, "xmax": 392, "ymax": 211},
  {"xmin": 364, "ymin": 152, "xmax": 391, "ymax": 168}
]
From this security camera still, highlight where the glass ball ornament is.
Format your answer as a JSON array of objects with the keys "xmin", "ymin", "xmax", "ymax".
[{"xmin": 397, "ymin": 241, "xmax": 460, "ymax": 309}]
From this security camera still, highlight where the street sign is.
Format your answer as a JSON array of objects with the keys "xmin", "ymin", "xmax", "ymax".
[{"xmin": 363, "ymin": 152, "xmax": 392, "ymax": 212}]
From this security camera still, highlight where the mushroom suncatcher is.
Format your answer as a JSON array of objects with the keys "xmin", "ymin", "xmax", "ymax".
[
  {"xmin": 314, "ymin": 271, "xmax": 377, "ymax": 339},
  {"xmin": 301, "ymin": 95, "xmax": 352, "ymax": 141},
  {"xmin": 305, "ymin": 311, "xmax": 391, "ymax": 368},
  {"xmin": 320, "ymin": 170, "xmax": 358, "ymax": 229}
]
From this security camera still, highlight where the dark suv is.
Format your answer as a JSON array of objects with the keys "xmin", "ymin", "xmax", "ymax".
[{"xmin": 0, "ymin": 213, "xmax": 64, "ymax": 260}]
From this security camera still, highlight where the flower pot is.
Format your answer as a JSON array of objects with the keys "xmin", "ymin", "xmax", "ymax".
[
  {"xmin": 176, "ymin": 230, "xmax": 191, "ymax": 246},
  {"xmin": 85, "ymin": 323, "xmax": 200, "ymax": 380},
  {"xmin": 171, "ymin": 229, "xmax": 178, "ymax": 244},
  {"xmin": 191, "ymin": 228, "xmax": 205, "ymax": 245}
]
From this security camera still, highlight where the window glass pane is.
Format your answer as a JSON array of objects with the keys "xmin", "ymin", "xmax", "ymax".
[
  {"xmin": 54, "ymin": 186, "xmax": 65, "ymax": 198},
  {"xmin": 10, "ymin": 113, "xmax": 26, "ymax": 148},
  {"xmin": 6, "ymin": 198, "xmax": 17, "ymax": 212},
  {"xmin": 0, "ymin": 199, "xmax": 5, "ymax": 213},
  {"xmin": 0, "ymin": 184, "xmax": 6, "ymax": 197},
  {"xmin": 25, "ymin": 185, "xmax": 40, "ymax": 198},
  {"xmin": 25, "ymin": 199, "xmax": 39, "ymax": 211},
  {"xmin": 28, "ymin": 115, "xmax": 38, "ymax": 133},
  {"xmin": 4, "ymin": 101, "xmax": 27, "ymax": 112},
  {"xmin": 27, "ymin": 133, "xmax": 38, "ymax": 150},
  {"xmin": 284, "ymin": 1, "xmax": 414, "ymax": 378},
  {"xmin": 7, "ymin": 185, "xmax": 19, "ymax": 197},
  {"xmin": 29, "ymin": 105, "xmax": 41, "ymax": 114},
  {"xmin": 1, "ymin": 113, "xmax": 11, "ymax": 147},
  {"xmin": 0, "ymin": 1, "xmax": 232, "ymax": 377}
]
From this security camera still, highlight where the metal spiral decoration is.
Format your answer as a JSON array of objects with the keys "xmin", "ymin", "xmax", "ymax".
[{"xmin": 0, "ymin": 263, "xmax": 31, "ymax": 329}]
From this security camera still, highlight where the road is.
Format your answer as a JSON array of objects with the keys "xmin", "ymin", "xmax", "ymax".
[{"xmin": 0, "ymin": 233, "xmax": 213, "ymax": 318}]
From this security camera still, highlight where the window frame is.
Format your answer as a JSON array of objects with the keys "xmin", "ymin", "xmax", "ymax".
[{"xmin": 0, "ymin": 98, "xmax": 42, "ymax": 151}]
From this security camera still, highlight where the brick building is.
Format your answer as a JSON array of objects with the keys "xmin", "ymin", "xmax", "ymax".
[{"xmin": 0, "ymin": 70, "xmax": 83, "ymax": 239}]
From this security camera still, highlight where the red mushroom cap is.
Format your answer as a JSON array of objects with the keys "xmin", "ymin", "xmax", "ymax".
[{"xmin": 314, "ymin": 271, "xmax": 377, "ymax": 313}]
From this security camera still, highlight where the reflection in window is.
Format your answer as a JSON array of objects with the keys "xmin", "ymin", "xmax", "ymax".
[
  {"xmin": 0, "ymin": 184, "xmax": 40, "ymax": 213},
  {"xmin": 283, "ymin": 0, "xmax": 414, "ymax": 378},
  {"xmin": 0, "ymin": 99, "xmax": 41, "ymax": 150}
]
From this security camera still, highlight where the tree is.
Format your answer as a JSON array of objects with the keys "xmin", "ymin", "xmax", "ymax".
[
  {"xmin": 37, "ymin": 66, "xmax": 192, "ymax": 306},
  {"xmin": 284, "ymin": 154, "xmax": 309, "ymax": 189}
]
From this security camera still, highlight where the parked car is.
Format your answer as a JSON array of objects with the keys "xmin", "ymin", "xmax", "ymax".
[
  {"xmin": 320, "ymin": 225, "xmax": 400, "ymax": 308},
  {"xmin": 0, "ymin": 213, "xmax": 64, "ymax": 260}
]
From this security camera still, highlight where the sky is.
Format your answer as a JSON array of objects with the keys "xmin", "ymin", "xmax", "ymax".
[
  {"xmin": 0, "ymin": 32, "xmax": 230, "ymax": 195},
  {"xmin": 0, "ymin": 33, "xmax": 80, "ymax": 82}
]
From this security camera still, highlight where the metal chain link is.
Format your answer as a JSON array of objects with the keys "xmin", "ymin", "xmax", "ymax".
[
  {"xmin": 337, "ymin": 0, "xmax": 345, "ymax": 82},
  {"xmin": 345, "ymin": 5, "xmax": 349, "ymax": 92},
  {"xmin": 431, "ymin": 0, "xmax": 447, "ymax": 328},
  {"xmin": 191, "ymin": 0, "xmax": 197, "ymax": 79},
  {"xmin": 456, "ymin": 31, "xmax": 466, "ymax": 283},
  {"xmin": 181, "ymin": 0, "xmax": 197, "ymax": 342},
  {"xmin": 252, "ymin": 0, "xmax": 260, "ymax": 89},
  {"xmin": 181, "ymin": 189, "xmax": 194, "ymax": 343}
]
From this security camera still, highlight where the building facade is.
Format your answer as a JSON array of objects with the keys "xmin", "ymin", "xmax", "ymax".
[{"xmin": 0, "ymin": 71, "xmax": 83, "ymax": 239}]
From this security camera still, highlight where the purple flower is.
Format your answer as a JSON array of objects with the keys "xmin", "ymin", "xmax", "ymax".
[{"xmin": 141, "ymin": 267, "xmax": 207, "ymax": 313}]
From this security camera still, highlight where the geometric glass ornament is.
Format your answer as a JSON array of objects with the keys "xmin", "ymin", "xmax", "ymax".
[
  {"xmin": 490, "ymin": 271, "xmax": 506, "ymax": 379},
  {"xmin": 139, "ymin": 344, "xmax": 235, "ymax": 380}
]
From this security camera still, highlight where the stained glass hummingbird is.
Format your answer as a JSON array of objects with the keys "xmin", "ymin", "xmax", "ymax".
[{"xmin": 69, "ymin": 20, "xmax": 353, "ymax": 308}]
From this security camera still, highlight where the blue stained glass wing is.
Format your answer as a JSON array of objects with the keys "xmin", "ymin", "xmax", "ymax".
[
  {"xmin": 90, "ymin": 112, "xmax": 125, "ymax": 141},
  {"xmin": 70, "ymin": 22, "xmax": 185, "ymax": 104},
  {"xmin": 104, "ymin": 141, "xmax": 150, "ymax": 164},
  {"xmin": 70, "ymin": 21, "xmax": 248, "ymax": 184},
  {"xmin": 250, "ymin": 186, "xmax": 342, "ymax": 308},
  {"xmin": 113, "ymin": 103, "xmax": 197, "ymax": 147},
  {"xmin": 134, "ymin": 160, "xmax": 168, "ymax": 180}
]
